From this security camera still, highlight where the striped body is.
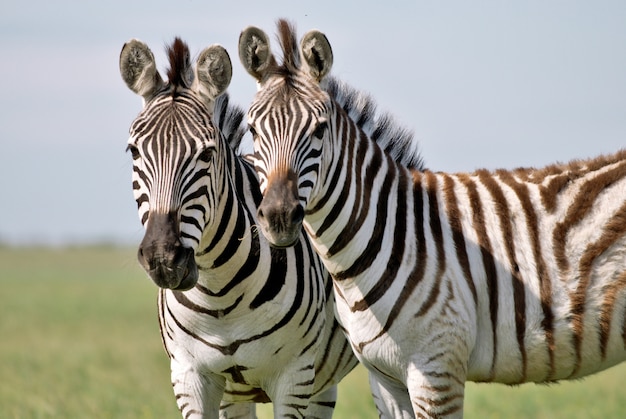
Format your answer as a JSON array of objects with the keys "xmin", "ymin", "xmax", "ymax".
[
  {"xmin": 318, "ymin": 154, "xmax": 626, "ymax": 383},
  {"xmin": 120, "ymin": 38, "xmax": 356, "ymax": 419},
  {"xmin": 240, "ymin": 21, "xmax": 626, "ymax": 417}
]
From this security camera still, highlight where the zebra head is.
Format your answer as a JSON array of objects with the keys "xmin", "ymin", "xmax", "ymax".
[
  {"xmin": 120, "ymin": 38, "xmax": 232, "ymax": 290},
  {"xmin": 239, "ymin": 20, "xmax": 333, "ymax": 248}
]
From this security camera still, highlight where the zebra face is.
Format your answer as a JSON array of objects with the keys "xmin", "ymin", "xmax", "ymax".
[
  {"xmin": 120, "ymin": 38, "xmax": 232, "ymax": 289},
  {"xmin": 239, "ymin": 22, "xmax": 333, "ymax": 248},
  {"xmin": 128, "ymin": 103, "xmax": 215, "ymax": 290},
  {"xmin": 249, "ymin": 101, "xmax": 329, "ymax": 248}
]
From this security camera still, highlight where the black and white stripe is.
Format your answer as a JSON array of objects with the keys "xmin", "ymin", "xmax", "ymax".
[
  {"xmin": 120, "ymin": 37, "xmax": 356, "ymax": 419},
  {"xmin": 240, "ymin": 20, "xmax": 626, "ymax": 418}
]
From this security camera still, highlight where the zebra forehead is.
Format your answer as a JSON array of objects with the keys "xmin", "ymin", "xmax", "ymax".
[
  {"xmin": 141, "ymin": 92, "xmax": 212, "ymax": 125},
  {"xmin": 251, "ymin": 82, "xmax": 328, "ymax": 125}
]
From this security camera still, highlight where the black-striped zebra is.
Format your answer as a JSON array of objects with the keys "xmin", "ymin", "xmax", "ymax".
[
  {"xmin": 119, "ymin": 37, "xmax": 357, "ymax": 419},
  {"xmin": 239, "ymin": 20, "xmax": 626, "ymax": 418}
]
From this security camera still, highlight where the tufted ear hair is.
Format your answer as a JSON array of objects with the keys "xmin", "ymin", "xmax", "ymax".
[
  {"xmin": 119, "ymin": 39, "xmax": 165, "ymax": 103},
  {"xmin": 238, "ymin": 26, "xmax": 276, "ymax": 82},
  {"xmin": 194, "ymin": 44, "xmax": 232, "ymax": 110},
  {"xmin": 300, "ymin": 30, "xmax": 333, "ymax": 82}
]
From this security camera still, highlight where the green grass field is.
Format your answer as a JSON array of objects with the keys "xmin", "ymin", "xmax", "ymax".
[{"xmin": 1, "ymin": 246, "xmax": 625, "ymax": 418}]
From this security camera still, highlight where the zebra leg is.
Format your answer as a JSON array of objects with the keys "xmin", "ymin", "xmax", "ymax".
[
  {"xmin": 406, "ymin": 360, "xmax": 465, "ymax": 418},
  {"xmin": 218, "ymin": 402, "xmax": 257, "ymax": 419},
  {"xmin": 301, "ymin": 385, "xmax": 337, "ymax": 418},
  {"xmin": 368, "ymin": 372, "xmax": 414, "ymax": 419},
  {"xmin": 171, "ymin": 357, "xmax": 226, "ymax": 419},
  {"xmin": 266, "ymin": 364, "xmax": 317, "ymax": 418}
]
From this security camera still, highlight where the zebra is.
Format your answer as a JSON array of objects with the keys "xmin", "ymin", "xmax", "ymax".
[
  {"xmin": 119, "ymin": 37, "xmax": 358, "ymax": 419},
  {"xmin": 239, "ymin": 20, "xmax": 626, "ymax": 418}
]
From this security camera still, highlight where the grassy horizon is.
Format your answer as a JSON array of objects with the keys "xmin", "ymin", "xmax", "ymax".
[{"xmin": 1, "ymin": 246, "xmax": 625, "ymax": 418}]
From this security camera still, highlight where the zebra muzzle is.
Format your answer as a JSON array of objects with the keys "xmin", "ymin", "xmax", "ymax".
[
  {"xmin": 256, "ymin": 173, "xmax": 304, "ymax": 248},
  {"xmin": 138, "ymin": 212, "xmax": 199, "ymax": 290}
]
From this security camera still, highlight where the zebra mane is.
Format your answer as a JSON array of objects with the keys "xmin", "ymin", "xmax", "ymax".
[
  {"xmin": 213, "ymin": 93, "xmax": 247, "ymax": 152},
  {"xmin": 323, "ymin": 77, "xmax": 425, "ymax": 170},
  {"xmin": 166, "ymin": 37, "xmax": 193, "ymax": 92},
  {"xmin": 271, "ymin": 20, "xmax": 424, "ymax": 170},
  {"xmin": 275, "ymin": 19, "xmax": 301, "ymax": 76}
]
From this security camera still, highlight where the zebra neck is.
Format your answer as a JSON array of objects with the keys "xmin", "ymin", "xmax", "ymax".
[
  {"xmin": 305, "ymin": 120, "xmax": 408, "ymax": 286},
  {"xmin": 193, "ymin": 145, "xmax": 260, "ymax": 293}
]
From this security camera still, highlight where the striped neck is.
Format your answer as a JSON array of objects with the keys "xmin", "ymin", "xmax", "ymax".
[
  {"xmin": 304, "ymin": 100, "xmax": 406, "ymax": 282},
  {"xmin": 192, "ymin": 134, "xmax": 261, "ymax": 294}
]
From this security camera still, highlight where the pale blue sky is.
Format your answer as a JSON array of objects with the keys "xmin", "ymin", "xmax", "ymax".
[{"xmin": 1, "ymin": 1, "xmax": 625, "ymax": 245}]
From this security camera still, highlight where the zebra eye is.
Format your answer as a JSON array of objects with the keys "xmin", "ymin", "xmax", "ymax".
[
  {"xmin": 126, "ymin": 144, "xmax": 140, "ymax": 160},
  {"xmin": 312, "ymin": 122, "xmax": 327, "ymax": 139},
  {"xmin": 198, "ymin": 147, "xmax": 212, "ymax": 162},
  {"xmin": 249, "ymin": 125, "xmax": 258, "ymax": 138}
]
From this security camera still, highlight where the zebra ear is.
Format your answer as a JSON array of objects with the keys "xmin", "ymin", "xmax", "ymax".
[
  {"xmin": 194, "ymin": 44, "xmax": 232, "ymax": 104},
  {"xmin": 238, "ymin": 26, "xmax": 275, "ymax": 81},
  {"xmin": 119, "ymin": 39, "xmax": 165, "ymax": 103},
  {"xmin": 300, "ymin": 30, "xmax": 333, "ymax": 82}
]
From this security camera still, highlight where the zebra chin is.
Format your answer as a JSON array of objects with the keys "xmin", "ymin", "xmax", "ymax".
[
  {"xmin": 256, "ymin": 196, "xmax": 304, "ymax": 249},
  {"xmin": 257, "ymin": 221, "xmax": 301, "ymax": 249},
  {"xmin": 140, "ymin": 247, "xmax": 199, "ymax": 291}
]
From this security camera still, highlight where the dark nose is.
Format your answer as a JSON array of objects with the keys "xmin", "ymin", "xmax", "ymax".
[
  {"xmin": 138, "ymin": 212, "xmax": 198, "ymax": 290},
  {"xmin": 255, "ymin": 172, "xmax": 303, "ymax": 248},
  {"xmin": 257, "ymin": 199, "xmax": 304, "ymax": 228}
]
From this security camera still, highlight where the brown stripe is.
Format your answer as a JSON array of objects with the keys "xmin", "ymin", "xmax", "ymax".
[
  {"xmin": 457, "ymin": 173, "xmax": 498, "ymax": 380},
  {"xmin": 426, "ymin": 171, "xmax": 446, "ymax": 284},
  {"xmin": 443, "ymin": 174, "xmax": 477, "ymax": 304},
  {"xmin": 498, "ymin": 170, "xmax": 556, "ymax": 380},
  {"xmin": 623, "ymin": 299, "xmax": 626, "ymax": 351},
  {"xmin": 532, "ymin": 160, "xmax": 584, "ymax": 212},
  {"xmin": 599, "ymin": 271, "xmax": 626, "ymax": 360},
  {"xmin": 408, "ymin": 171, "xmax": 447, "ymax": 318},
  {"xmin": 409, "ymin": 171, "xmax": 428, "ymax": 313},
  {"xmin": 332, "ymin": 281, "xmax": 348, "ymax": 309},
  {"xmin": 540, "ymin": 169, "xmax": 577, "ymax": 213},
  {"xmin": 554, "ymin": 160, "xmax": 626, "ymax": 376},
  {"xmin": 478, "ymin": 169, "xmax": 527, "ymax": 382},
  {"xmin": 570, "ymin": 199, "xmax": 626, "ymax": 374},
  {"xmin": 553, "ymin": 160, "xmax": 626, "ymax": 275}
]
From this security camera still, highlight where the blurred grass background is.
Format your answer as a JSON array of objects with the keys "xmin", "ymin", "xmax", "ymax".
[{"xmin": 1, "ymin": 246, "xmax": 625, "ymax": 418}]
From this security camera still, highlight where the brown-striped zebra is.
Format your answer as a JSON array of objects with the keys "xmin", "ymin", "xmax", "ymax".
[
  {"xmin": 119, "ymin": 38, "xmax": 357, "ymax": 419},
  {"xmin": 238, "ymin": 20, "xmax": 626, "ymax": 418}
]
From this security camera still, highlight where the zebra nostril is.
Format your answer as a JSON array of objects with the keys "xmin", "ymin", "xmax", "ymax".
[
  {"xmin": 137, "ymin": 246, "xmax": 146, "ymax": 266},
  {"xmin": 257, "ymin": 207, "xmax": 265, "ymax": 221},
  {"xmin": 291, "ymin": 204, "xmax": 304, "ymax": 224}
]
